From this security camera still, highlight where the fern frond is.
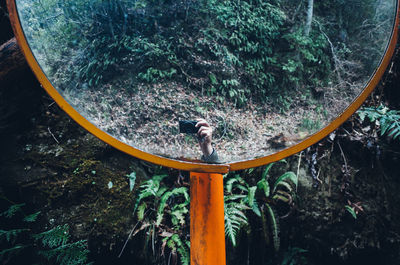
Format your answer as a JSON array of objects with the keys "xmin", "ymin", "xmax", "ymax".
[
  {"xmin": 156, "ymin": 186, "xmax": 168, "ymax": 198},
  {"xmin": 156, "ymin": 187, "xmax": 189, "ymax": 226},
  {"xmin": 137, "ymin": 202, "xmax": 147, "ymax": 221},
  {"xmin": 1, "ymin": 203, "xmax": 25, "ymax": 218},
  {"xmin": 281, "ymin": 247, "xmax": 308, "ymax": 265},
  {"xmin": 262, "ymin": 163, "xmax": 275, "ymax": 180},
  {"xmin": 247, "ymin": 186, "xmax": 257, "ymax": 207},
  {"xmin": 225, "ymin": 174, "xmax": 246, "ymax": 193},
  {"xmin": 34, "ymin": 224, "xmax": 70, "ymax": 248},
  {"xmin": 38, "ymin": 240, "xmax": 89, "ymax": 265},
  {"xmin": 272, "ymin": 193, "xmax": 291, "ymax": 204},
  {"xmin": 224, "ymin": 201, "xmax": 248, "ymax": 246},
  {"xmin": 261, "ymin": 160, "xmax": 286, "ymax": 181},
  {"xmin": 23, "ymin": 211, "xmax": 41, "ymax": 223},
  {"xmin": 133, "ymin": 191, "xmax": 153, "ymax": 214},
  {"xmin": 251, "ymin": 201, "xmax": 261, "ymax": 217},
  {"xmin": 171, "ymin": 203, "xmax": 189, "ymax": 226},
  {"xmin": 0, "ymin": 245, "xmax": 27, "ymax": 260},
  {"xmin": 265, "ymin": 204, "xmax": 280, "ymax": 252},
  {"xmin": 257, "ymin": 179, "xmax": 270, "ymax": 197},
  {"xmin": 170, "ymin": 234, "xmax": 189, "ymax": 265},
  {"xmin": 273, "ymin": 172, "xmax": 297, "ymax": 192},
  {"xmin": 0, "ymin": 229, "xmax": 29, "ymax": 243},
  {"xmin": 358, "ymin": 105, "xmax": 400, "ymax": 140},
  {"xmin": 133, "ymin": 174, "xmax": 168, "ymax": 213},
  {"xmin": 274, "ymin": 181, "xmax": 294, "ymax": 193}
]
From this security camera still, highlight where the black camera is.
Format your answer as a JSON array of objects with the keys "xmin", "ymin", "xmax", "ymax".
[{"xmin": 179, "ymin": 120, "xmax": 199, "ymax": 134}]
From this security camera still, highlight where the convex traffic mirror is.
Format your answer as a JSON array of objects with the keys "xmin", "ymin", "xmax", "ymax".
[{"xmin": 8, "ymin": 0, "xmax": 399, "ymax": 171}]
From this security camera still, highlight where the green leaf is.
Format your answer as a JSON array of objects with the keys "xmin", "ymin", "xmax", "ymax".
[
  {"xmin": 273, "ymin": 172, "xmax": 297, "ymax": 192},
  {"xmin": 275, "ymin": 181, "xmax": 294, "ymax": 193},
  {"xmin": 137, "ymin": 202, "xmax": 147, "ymax": 221},
  {"xmin": 265, "ymin": 204, "xmax": 280, "ymax": 252},
  {"xmin": 247, "ymin": 186, "xmax": 257, "ymax": 207},
  {"xmin": 23, "ymin": 211, "xmax": 41, "ymax": 223},
  {"xmin": 252, "ymin": 201, "xmax": 261, "ymax": 217},
  {"xmin": 345, "ymin": 205, "xmax": 357, "ymax": 219},
  {"xmin": 126, "ymin": 171, "xmax": 136, "ymax": 192},
  {"xmin": 209, "ymin": 73, "xmax": 218, "ymax": 85},
  {"xmin": 262, "ymin": 163, "xmax": 274, "ymax": 180},
  {"xmin": 257, "ymin": 179, "xmax": 270, "ymax": 198}
]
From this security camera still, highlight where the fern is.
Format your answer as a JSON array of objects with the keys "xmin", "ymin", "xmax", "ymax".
[
  {"xmin": 225, "ymin": 174, "xmax": 248, "ymax": 193},
  {"xmin": 169, "ymin": 234, "xmax": 190, "ymax": 265},
  {"xmin": 137, "ymin": 202, "xmax": 147, "ymax": 221},
  {"xmin": 257, "ymin": 179, "xmax": 270, "ymax": 198},
  {"xmin": 0, "ymin": 229, "xmax": 29, "ymax": 243},
  {"xmin": 34, "ymin": 224, "xmax": 70, "ymax": 248},
  {"xmin": 156, "ymin": 187, "xmax": 189, "ymax": 226},
  {"xmin": 358, "ymin": 105, "xmax": 400, "ymax": 140},
  {"xmin": 273, "ymin": 172, "xmax": 298, "ymax": 192},
  {"xmin": 281, "ymin": 247, "xmax": 308, "ymax": 265},
  {"xmin": 262, "ymin": 163, "xmax": 275, "ymax": 180},
  {"xmin": 0, "ymin": 245, "xmax": 27, "ymax": 261},
  {"xmin": 223, "ymin": 161, "xmax": 296, "ymax": 251},
  {"xmin": 23, "ymin": 211, "xmax": 41, "ymax": 223},
  {"xmin": 265, "ymin": 204, "xmax": 280, "ymax": 252},
  {"xmin": 130, "ymin": 172, "xmax": 189, "ymax": 264},
  {"xmin": 35, "ymin": 225, "xmax": 90, "ymax": 265},
  {"xmin": 38, "ymin": 240, "xmax": 90, "ymax": 265},
  {"xmin": 0, "ymin": 202, "xmax": 90, "ymax": 264},
  {"xmin": 133, "ymin": 174, "xmax": 168, "ymax": 213},
  {"xmin": 171, "ymin": 203, "xmax": 189, "ymax": 227},
  {"xmin": 224, "ymin": 195, "xmax": 249, "ymax": 246},
  {"xmin": 247, "ymin": 186, "xmax": 257, "ymax": 208},
  {"xmin": 0, "ymin": 203, "xmax": 25, "ymax": 218}
]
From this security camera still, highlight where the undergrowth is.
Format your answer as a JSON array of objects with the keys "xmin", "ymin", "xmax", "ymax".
[
  {"xmin": 224, "ymin": 160, "xmax": 298, "ymax": 251},
  {"xmin": 0, "ymin": 201, "xmax": 90, "ymax": 265},
  {"xmin": 358, "ymin": 104, "xmax": 400, "ymax": 140},
  {"xmin": 126, "ymin": 161, "xmax": 298, "ymax": 264}
]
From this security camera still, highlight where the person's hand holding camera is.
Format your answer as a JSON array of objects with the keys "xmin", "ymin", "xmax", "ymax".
[{"xmin": 195, "ymin": 118, "xmax": 213, "ymax": 157}]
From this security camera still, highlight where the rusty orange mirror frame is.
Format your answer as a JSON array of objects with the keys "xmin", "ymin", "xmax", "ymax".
[{"xmin": 7, "ymin": 0, "xmax": 400, "ymax": 173}]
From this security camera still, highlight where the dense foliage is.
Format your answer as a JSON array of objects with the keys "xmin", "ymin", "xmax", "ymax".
[
  {"xmin": 0, "ymin": 202, "xmax": 90, "ymax": 265},
  {"xmin": 19, "ymin": 0, "xmax": 392, "ymax": 107},
  {"xmin": 126, "ymin": 161, "xmax": 298, "ymax": 264},
  {"xmin": 358, "ymin": 105, "xmax": 400, "ymax": 140}
]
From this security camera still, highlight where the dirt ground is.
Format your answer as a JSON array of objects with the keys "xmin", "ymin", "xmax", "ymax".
[{"xmin": 63, "ymin": 76, "xmax": 363, "ymax": 163}]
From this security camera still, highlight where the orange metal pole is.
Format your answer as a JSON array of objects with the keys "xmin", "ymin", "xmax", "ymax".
[{"xmin": 190, "ymin": 172, "xmax": 226, "ymax": 265}]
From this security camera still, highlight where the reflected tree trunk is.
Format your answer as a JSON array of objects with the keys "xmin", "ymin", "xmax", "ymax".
[
  {"xmin": 0, "ymin": 38, "xmax": 27, "ymax": 82},
  {"xmin": 304, "ymin": 0, "xmax": 314, "ymax": 36}
]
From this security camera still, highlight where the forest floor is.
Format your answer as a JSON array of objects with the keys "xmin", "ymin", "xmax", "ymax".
[{"xmin": 63, "ymin": 72, "xmax": 361, "ymax": 163}]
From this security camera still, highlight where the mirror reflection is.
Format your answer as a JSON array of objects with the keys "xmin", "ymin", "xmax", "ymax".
[{"xmin": 16, "ymin": 0, "xmax": 396, "ymax": 163}]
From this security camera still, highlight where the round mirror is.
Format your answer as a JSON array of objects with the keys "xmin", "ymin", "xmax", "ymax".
[{"xmin": 8, "ymin": 0, "xmax": 399, "ymax": 171}]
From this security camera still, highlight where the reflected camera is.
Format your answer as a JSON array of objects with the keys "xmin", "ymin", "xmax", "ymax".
[{"xmin": 179, "ymin": 120, "xmax": 199, "ymax": 134}]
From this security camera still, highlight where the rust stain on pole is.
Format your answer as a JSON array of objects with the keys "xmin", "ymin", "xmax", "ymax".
[{"xmin": 190, "ymin": 172, "xmax": 226, "ymax": 265}]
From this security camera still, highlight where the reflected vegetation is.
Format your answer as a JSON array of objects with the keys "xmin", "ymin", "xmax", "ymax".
[{"xmin": 16, "ymin": 0, "xmax": 396, "ymax": 162}]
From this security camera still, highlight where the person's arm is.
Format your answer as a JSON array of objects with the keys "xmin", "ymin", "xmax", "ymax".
[{"xmin": 196, "ymin": 119, "xmax": 220, "ymax": 163}]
